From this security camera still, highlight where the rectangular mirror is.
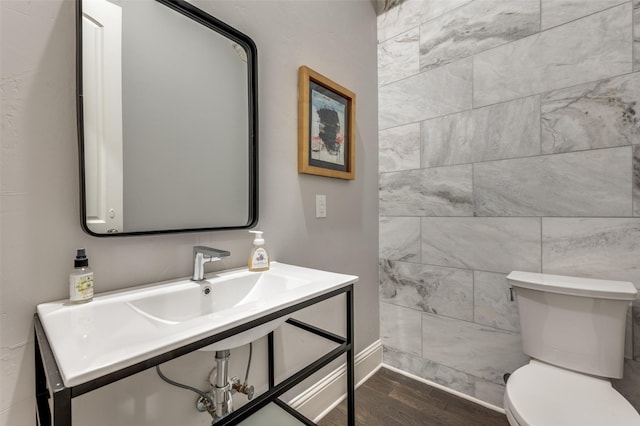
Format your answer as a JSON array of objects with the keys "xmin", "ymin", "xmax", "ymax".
[{"xmin": 77, "ymin": 0, "xmax": 258, "ymax": 236}]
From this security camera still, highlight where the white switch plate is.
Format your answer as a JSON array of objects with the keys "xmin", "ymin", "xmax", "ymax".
[{"xmin": 316, "ymin": 195, "xmax": 327, "ymax": 218}]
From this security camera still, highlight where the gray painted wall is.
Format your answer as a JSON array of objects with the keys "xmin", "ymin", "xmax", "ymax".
[
  {"xmin": 0, "ymin": 1, "xmax": 378, "ymax": 424},
  {"xmin": 378, "ymin": 0, "xmax": 640, "ymax": 409}
]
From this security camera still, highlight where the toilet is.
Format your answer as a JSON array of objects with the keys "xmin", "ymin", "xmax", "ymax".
[{"xmin": 504, "ymin": 271, "xmax": 640, "ymax": 426}]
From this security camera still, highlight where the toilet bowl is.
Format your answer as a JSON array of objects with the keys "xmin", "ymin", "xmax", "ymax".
[
  {"xmin": 504, "ymin": 360, "xmax": 640, "ymax": 426},
  {"xmin": 504, "ymin": 271, "xmax": 640, "ymax": 426}
]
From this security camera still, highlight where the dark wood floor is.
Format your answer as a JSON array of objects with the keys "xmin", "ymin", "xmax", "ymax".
[{"xmin": 318, "ymin": 367, "xmax": 509, "ymax": 426}]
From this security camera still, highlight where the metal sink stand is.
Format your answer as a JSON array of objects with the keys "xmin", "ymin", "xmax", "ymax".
[{"xmin": 34, "ymin": 284, "xmax": 355, "ymax": 426}]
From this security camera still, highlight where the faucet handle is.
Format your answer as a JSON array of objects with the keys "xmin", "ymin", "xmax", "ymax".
[{"xmin": 193, "ymin": 246, "xmax": 231, "ymax": 259}]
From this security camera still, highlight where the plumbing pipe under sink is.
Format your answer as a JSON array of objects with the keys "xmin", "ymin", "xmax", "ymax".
[{"xmin": 213, "ymin": 350, "xmax": 233, "ymax": 420}]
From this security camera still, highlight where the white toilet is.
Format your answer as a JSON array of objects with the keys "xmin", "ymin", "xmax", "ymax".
[{"xmin": 504, "ymin": 271, "xmax": 640, "ymax": 426}]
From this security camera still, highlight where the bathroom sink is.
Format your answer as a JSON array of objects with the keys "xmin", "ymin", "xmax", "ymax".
[
  {"xmin": 36, "ymin": 262, "xmax": 357, "ymax": 387},
  {"xmin": 128, "ymin": 271, "xmax": 308, "ymax": 324},
  {"xmin": 127, "ymin": 271, "xmax": 309, "ymax": 350}
]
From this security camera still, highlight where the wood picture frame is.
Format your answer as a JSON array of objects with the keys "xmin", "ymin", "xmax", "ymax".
[{"xmin": 298, "ymin": 65, "xmax": 355, "ymax": 180}]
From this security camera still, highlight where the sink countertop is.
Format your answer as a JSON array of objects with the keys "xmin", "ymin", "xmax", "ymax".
[{"xmin": 36, "ymin": 262, "xmax": 358, "ymax": 387}]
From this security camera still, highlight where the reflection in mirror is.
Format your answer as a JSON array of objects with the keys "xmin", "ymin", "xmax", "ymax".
[{"xmin": 78, "ymin": 0, "xmax": 258, "ymax": 236}]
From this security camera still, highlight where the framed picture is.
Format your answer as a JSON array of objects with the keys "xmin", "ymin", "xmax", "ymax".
[{"xmin": 298, "ymin": 66, "xmax": 355, "ymax": 180}]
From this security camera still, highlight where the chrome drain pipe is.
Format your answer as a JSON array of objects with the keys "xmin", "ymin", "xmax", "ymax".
[
  {"xmin": 195, "ymin": 346, "xmax": 256, "ymax": 422},
  {"xmin": 212, "ymin": 350, "xmax": 233, "ymax": 421}
]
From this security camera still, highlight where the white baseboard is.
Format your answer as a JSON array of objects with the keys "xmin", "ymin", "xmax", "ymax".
[
  {"xmin": 288, "ymin": 339, "xmax": 382, "ymax": 422},
  {"xmin": 382, "ymin": 364, "xmax": 506, "ymax": 414}
]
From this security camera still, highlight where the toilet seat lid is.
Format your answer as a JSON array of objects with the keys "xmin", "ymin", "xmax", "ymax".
[{"xmin": 505, "ymin": 361, "xmax": 640, "ymax": 426}]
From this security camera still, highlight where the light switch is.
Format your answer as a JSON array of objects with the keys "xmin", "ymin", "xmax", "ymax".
[{"xmin": 316, "ymin": 195, "xmax": 327, "ymax": 218}]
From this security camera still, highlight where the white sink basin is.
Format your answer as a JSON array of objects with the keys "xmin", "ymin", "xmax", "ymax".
[
  {"xmin": 127, "ymin": 271, "xmax": 309, "ymax": 350},
  {"xmin": 129, "ymin": 271, "xmax": 307, "ymax": 323},
  {"xmin": 36, "ymin": 262, "xmax": 357, "ymax": 387}
]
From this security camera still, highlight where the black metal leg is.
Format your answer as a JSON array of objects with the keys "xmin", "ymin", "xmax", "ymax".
[
  {"xmin": 35, "ymin": 315, "xmax": 73, "ymax": 426},
  {"xmin": 52, "ymin": 388, "xmax": 72, "ymax": 426},
  {"xmin": 35, "ymin": 338, "xmax": 51, "ymax": 426},
  {"xmin": 268, "ymin": 331, "xmax": 275, "ymax": 390},
  {"xmin": 346, "ymin": 286, "xmax": 355, "ymax": 426}
]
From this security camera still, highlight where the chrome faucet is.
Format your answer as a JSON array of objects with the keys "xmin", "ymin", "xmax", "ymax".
[{"xmin": 192, "ymin": 246, "xmax": 230, "ymax": 281}]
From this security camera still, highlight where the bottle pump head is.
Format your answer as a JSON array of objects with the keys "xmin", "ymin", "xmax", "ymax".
[
  {"xmin": 74, "ymin": 248, "xmax": 89, "ymax": 267},
  {"xmin": 249, "ymin": 230, "xmax": 264, "ymax": 245}
]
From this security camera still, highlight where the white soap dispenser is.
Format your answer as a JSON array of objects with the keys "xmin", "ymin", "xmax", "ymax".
[{"xmin": 248, "ymin": 230, "xmax": 270, "ymax": 272}]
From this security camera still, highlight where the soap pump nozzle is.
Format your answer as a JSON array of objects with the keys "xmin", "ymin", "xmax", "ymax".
[{"xmin": 249, "ymin": 230, "xmax": 264, "ymax": 245}]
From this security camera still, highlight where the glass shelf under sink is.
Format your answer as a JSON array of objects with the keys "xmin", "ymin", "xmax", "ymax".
[{"xmin": 237, "ymin": 402, "xmax": 311, "ymax": 426}]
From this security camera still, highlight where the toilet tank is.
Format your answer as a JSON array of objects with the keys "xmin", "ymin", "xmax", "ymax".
[{"xmin": 507, "ymin": 271, "xmax": 637, "ymax": 379}]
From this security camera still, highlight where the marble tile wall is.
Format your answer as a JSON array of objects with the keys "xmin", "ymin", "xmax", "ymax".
[
  {"xmin": 420, "ymin": 111, "xmax": 473, "ymax": 167},
  {"xmin": 380, "ymin": 259, "xmax": 473, "ymax": 320},
  {"xmin": 541, "ymin": 0, "xmax": 627, "ymax": 30},
  {"xmin": 422, "ymin": 96, "xmax": 541, "ymax": 168},
  {"xmin": 379, "ymin": 58, "xmax": 472, "ymax": 129},
  {"xmin": 380, "ymin": 302, "xmax": 422, "ymax": 356},
  {"xmin": 421, "ymin": 217, "xmax": 541, "ymax": 273},
  {"xmin": 473, "ymin": 271, "xmax": 520, "ymax": 333},
  {"xmin": 379, "ymin": 165, "xmax": 473, "ymax": 216},
  {"xmin": 635, "ymin": 0, "xmax": 640, "ymax": 71},
  {"xmin": 379, "ymin": 123, "xmax": 421, "ymax": 173},
  {"xmin": 377, "ymin": 0, "xmax": 426, "ymax": 44},
  {"xmin": 474, "ymin": 147, "xmax": 632, "ymax": 217},
  {"xmin": 378, "ymin": 0, "xmax": 640, "ymax": 408},
  {"xmin": 419, "ymin": 0, "xmax": 540, "ymax": 72},
  {"xmin": 473, "ymin": 4, "xmax": 632, "ymax": 107},
  {"xmin": 542, "ymin": 218, "xmax": 640, "ymax": 284},
  {"xmin": 379, "ymin": 216, "xmax": 421, "ymax": 262},
  {"xmin": 377, "ymin": 0, "xmax": 474, "ymax": 44},
  {"xmin": 421, "ymin": 314, "xmax": 528, "ymax": 385},
  {"xmin": 378, "ymin": 28, "xmax": 419, "ymax": 86},
  {"xmin": 635, "ymin": 145, "xmax": 640, "ymax": 215},
  {"xmin": 383, "ymin": 345, "xmax": 476, "ymax": 395},
  {"xmin": 541, "ymin": 73, "xmax": 640, "ymax": 153}
]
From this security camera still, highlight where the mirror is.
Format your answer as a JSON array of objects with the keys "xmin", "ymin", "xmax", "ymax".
[{"xmin": 77, "ymin": 0, "xmax": 258, "ymax": 236}]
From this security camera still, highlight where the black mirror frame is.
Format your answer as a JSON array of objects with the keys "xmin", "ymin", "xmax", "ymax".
[{"xmin": 76, "ymin": 0, "xmax": 259, "ymax": 237}]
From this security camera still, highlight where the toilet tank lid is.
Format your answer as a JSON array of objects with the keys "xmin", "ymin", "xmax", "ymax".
[{"xmin": 507, "ymin": 271, "xmax": 637, "ymax": 301}]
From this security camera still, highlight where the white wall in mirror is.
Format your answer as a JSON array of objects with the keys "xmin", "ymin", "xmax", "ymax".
[{"xmin": 82, "ymin": 0, "xmax": 124, "ymax": 233}]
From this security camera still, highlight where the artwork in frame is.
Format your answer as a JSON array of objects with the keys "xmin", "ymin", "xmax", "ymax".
[{"xmin": 298, "ymin": 65, "xmax": 355, "ymax": 180}]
